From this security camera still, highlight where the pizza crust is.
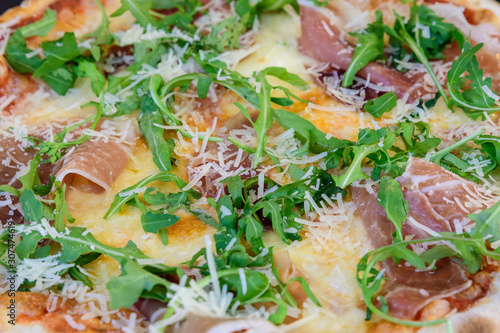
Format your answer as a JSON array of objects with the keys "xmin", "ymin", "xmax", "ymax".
[{"xmin": 0, "ymin": 292, "xmax": 147, "ymax": 332}]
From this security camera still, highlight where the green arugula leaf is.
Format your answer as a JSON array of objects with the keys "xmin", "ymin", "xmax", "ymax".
[
  {"xmin": 388, "ymin": 12, "xmax": 449, "ymax": 106},
  {"xmin": 107, "ymin": 259, "xmax": 171, "ymax": 308},
  {"xmin": 469, "ymin": 200, "xmax": 500, "ymax": 241},
  {"xmin": 333, "ymin": 145, "xmax": 384, "ymax": 189},
  {"xmin": 257, "ymin": 201, "xmax": 288, "ymax": 244},
  {"xmin": 5, "ymin": 30, "xmax": 44, "ymax": 74},
  {"xmin": 272, "ymin": 108, "xmax": 352, "ymax": 154},
  {"xmin": 342, "ymin": 11, "xmax": 385, "ymax": 87},
  {"xmin": 139, "ymin": 95, "xmax": 176, "ymax": 172},
  {"xmin": 17, "ymin": 227, "xmax": 147, "ymax": 262},
  {"xmin": 73, "ymin": 58, "xmax": 106, "ymax": 95},
  {"xmin": 393, "ymin": 3, "xmax": 458, "ymax": 61},
  {"xmin": 364, "ymin": 92, "xmax": 397, "ymax": 118},
  {"xmin": 377, "ymin": 176, "xmax": 408, "ymax": 243},
  {"xmin": 68, "ymin": 252, "xmax": 102, "ymax": 288},
  {"xmin": 19, "ymin": 9, "xmax": 57, "ymax": 38},
  {"xmin": 205, "ymin": 15, "xmax": 249, "ymax": 53},
  {"xmin": 251, "ymin": 72, "xmax": 273, "ymax": 168},
  {"xmin": 104, "ymin": 171, "xmax": 199, "ymax": 219},
  {"xmin": 447, "ymin": 42, "xmax": 500, "ymax": 118},
  {"xmin": 19, "ymin": 189, "xmax": 43, "ymax": 222},
  {"xmin": 221, "ymin": 175, "xmax": 245, "ymax": 208},
  {"xmin": 33, "ymin": 32, "xmax": 81, "ymax": 78},
  {"xmin": 141, "ymin": 211, "xmax": 180, "ymax": 234},
  {"xmin": 112, "ymin": 0, "xmax": 157, "ymax": 27},
  {"xmin": 244, "ymin": 215, "xmax": 264, "ymax": 243},
  {"xmin": 85, "ymin": 0, "xmax": 113, "ymax": 60},
  {"xmin": 54, "ymin": 182, "xmax": 75, "ymax": 231}
]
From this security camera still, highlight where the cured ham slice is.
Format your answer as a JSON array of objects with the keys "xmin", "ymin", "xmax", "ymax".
[
  {"xmin": 398, "ymin": 157, "xmax": 492, "ymax": 225},
  {"xmin": 56, "ymin": 139, "xmax": 132, "ymax": 193},
  {"xmin": 350, "ymin": 158, "xmax": 489, "ymax": 319},
  {"xmin": 0, "ymin": 136, "xmax": 58, "ymax": 225},
  {"xmin": 300, "ymin": 6, "xmax": 428, "ymax": 102}
]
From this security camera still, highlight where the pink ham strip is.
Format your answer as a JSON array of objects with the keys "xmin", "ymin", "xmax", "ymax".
[
  {"xmin": 56, "ymin": 139, "xmax": 132, "ymax": 194},
  {"xmin": 398, "ymin": 157, "xmax": 491, "ymax": 224},
  {"xmin": 0, "ymin": 136, "xmax": 58, "ymax": 225},
  {"xmin": 300, "ymin": 6, "xmax": 428, "ymax": 102},
  {"xmin": 350, "ymin": 158, "xmax": 480, "ymax": 319}
]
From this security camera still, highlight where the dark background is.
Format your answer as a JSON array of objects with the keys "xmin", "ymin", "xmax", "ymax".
[
  {"xmin": 0, "ymin": 0, "xmax": 21, "ymax": 14},
  {"xmin": 1, "ymin": 0, "xmax": 23, "ymax": 15}
]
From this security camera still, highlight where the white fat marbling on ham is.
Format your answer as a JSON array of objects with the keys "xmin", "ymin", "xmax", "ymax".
[{"xmin": 350, "ymin": 158, "xmax": 498, "ymax": 319}]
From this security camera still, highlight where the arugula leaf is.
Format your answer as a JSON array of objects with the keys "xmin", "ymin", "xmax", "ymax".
[
  {"xmin": 33, "ymin": 32, "xmax": 81, "ymax": 78},
  {"xmin": 388, "ymin": 12, "xmax": 449, "ymax": 106},
  {"xmin": 333, "ymin": 145, "xmax": 386, "ymax": 189},
  {"xmin": 104, "ymin": 171, "xmax": 199, "ymax": 219},
  {"xmin": 139, "ymin": 95, "xmax": 176, "ymax": 172},
  {"xmin": 141, "ymin": 211, "xmax": 180, "ymax": 234},
  {"xmin": 205, "ymin": 14, "xmax": 249, "ymax": 53},
  {"xmin": 85, "ymin": 0, "xmax": 113, "ymax": 60},
  {"xmin": 17, "ymin": 226, "xmax": 147, "ymax": 262},
  {"xmin": 107, "ymin": 259, "xmax": 171, "ymax": 308},
  {"xmin": 272, "ymin": 108, "xmax": 352, "ymax": 154},
  {"xmin": 19, "ymin": 190, "xmax": 43, "ymax": 222},
  {"xmin": 377, "ymin": 177, "xmax": 408, "ymax": 243},
  {"xmin": 364, "ymin": 92, "xmax": 397, "ymax": 118},
  {"xmin": 220, "ymin": 175, "xmax": 245, "ymax": 208},
  {"xmin": 68, "ymin": 252, "xmax": 101, "ymax": 287},
  {"xmin": 112, "ymin": 0, "xmax": 157, "ymax": 27},
  {"xmin": 251, "ymin": 72, "xmax": 273, "ymax": 168},
  {"xmin": 73, "ymin": 58, "xmax": 106, "ymax": 95},
  {"xmin": 342, "ymin": 11, "xmax": 384, "ymax": 87},
  {"xmin": 469, "ymin": 200, "xmax": 500, "ymax": 241},
  {"xmin": 54, "ymin": 182, "xmax": 75, "ymax": 231},
  {"xmin": 5, "ymin": 31, "xmax": 44, "ymax": 74},
  {"xmin": 256, "ymin": 201, "xmax": 288, "ymax": 244},
  {"xmin": 447, "ymin": 42, "xmax": 500, "ymax": 118},
  {"xmin": 392, "ymin": 3, "xmax": 458, "ymax": 61},
  {"xmin": 35, "ymin": 103, "xmax": 102, "ymax": 163},
  {"xmin": 19, "ymin": 9, "xmax": 57, "ymax": 38}
]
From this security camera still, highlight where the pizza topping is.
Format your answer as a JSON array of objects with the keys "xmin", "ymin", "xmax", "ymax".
[
  {"xmin": 3, "ymin": 0, "xmax": 500, "ymax": 331},
  {"xmin": 355, "ymin": 156, "xmax": 500, "ymax": 328},
  {"xmin": 55, "ymin": 138, "xmax": 132, "ymax": 193},
  {"xmin": 300, "ymin": 5, "xmax": 426, "ymax": 103},
  {"xmin": 351, "ymin": 161, "xmax": 478, "ymax": 319}
]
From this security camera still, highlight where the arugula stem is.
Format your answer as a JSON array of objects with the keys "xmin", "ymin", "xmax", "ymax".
[
  {"xmin": 150, "ymin": 75, "xmax": 181, "ymax": 126},
  {"xmin": 395, "ymin": 14, "xmax": 449, "ymax": 106},
  {"xmin": 430, "ymin": 129, "xmax": 483, "ymax": 163},
  {"xmin": 228, "ymin": 136, "xmax": 256, "ymax": 154},
  {"xmin": 252, "ymin": 73, "xmax": 271, "ymax": 169}
]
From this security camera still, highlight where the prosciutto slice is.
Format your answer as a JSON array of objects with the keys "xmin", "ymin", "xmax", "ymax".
[
  {"xmin": 0, "ymin": 136, "xmax": 58, "ymax": 225},
  {"xmin": 56, "ymin": 139, "xmax": 132, "ymax": 193},
  {"xmin": 350, "ymin": 158, "xmax": 490, "ymax": 319},
  {"xmin": 300, "ymin": 6, "xmax": 428, "ymax": 102},
  {"xmin": 399, "ymin": 157, "xmax": 492, "ymax": 224}
]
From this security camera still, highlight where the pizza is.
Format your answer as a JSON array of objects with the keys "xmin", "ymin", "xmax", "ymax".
[{"xmin": 1, "ymin": 0, "xmax": 500, "ymax": 332}]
